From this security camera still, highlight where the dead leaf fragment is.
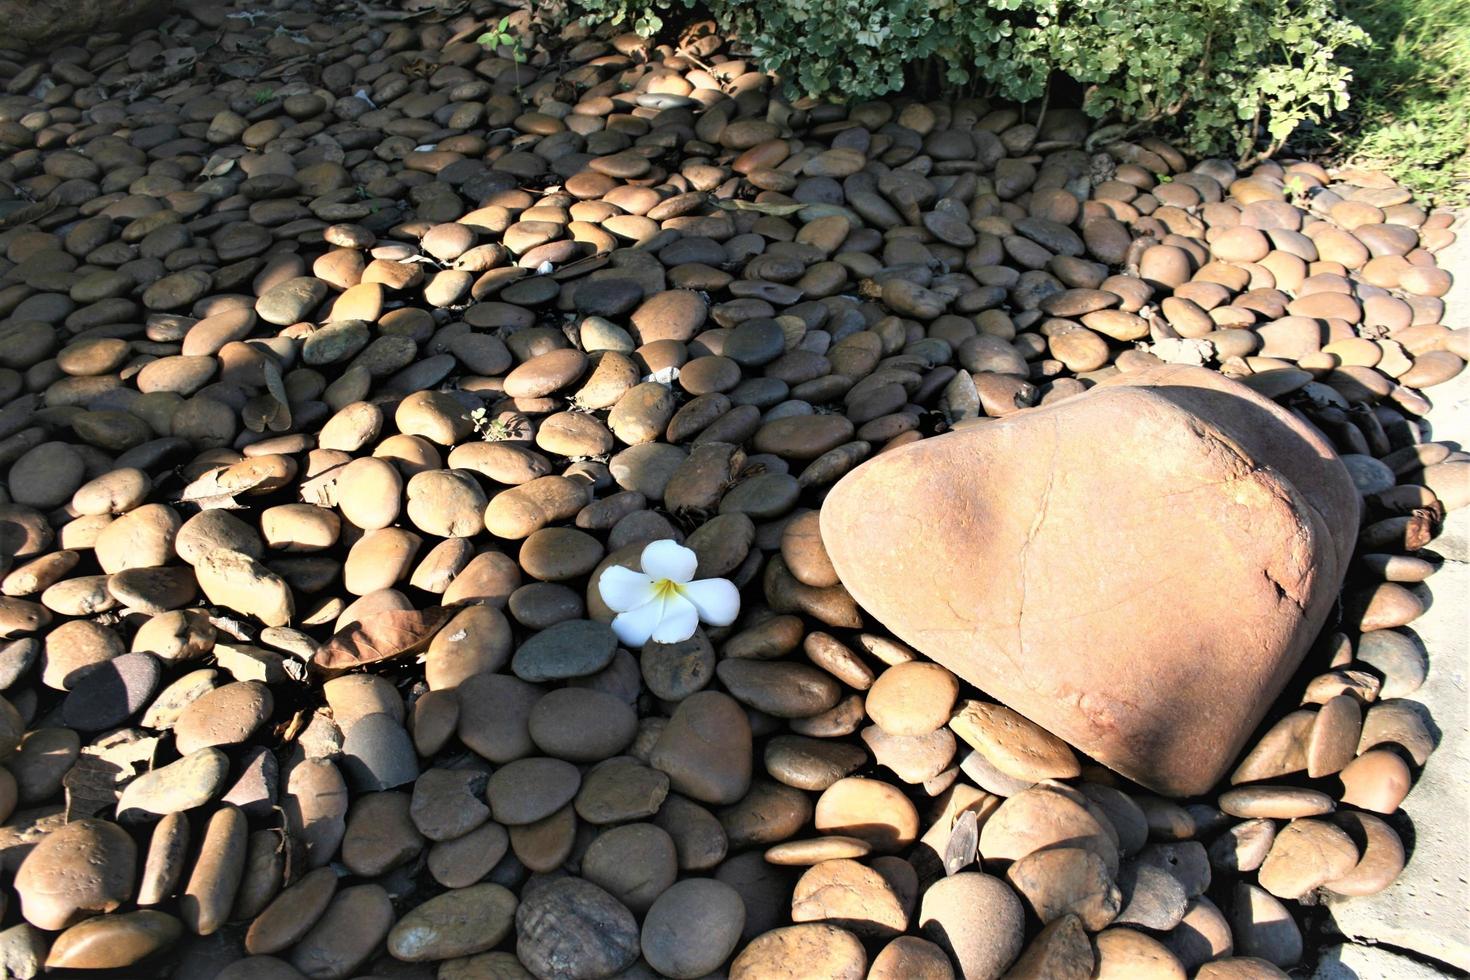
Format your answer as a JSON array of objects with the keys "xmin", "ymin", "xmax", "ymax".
[{"xmin": 311, "ymin": 607, "xmax": 454, "ymax": 676}]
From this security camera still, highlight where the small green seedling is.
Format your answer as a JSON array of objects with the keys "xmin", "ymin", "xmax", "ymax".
[
  {"xmin": 477, "ymin": 17, "xmax": 527, "ymax": 64},
  {"xmin": 252, "ymin": 87, "xmax": 275, "ymax": 105}
]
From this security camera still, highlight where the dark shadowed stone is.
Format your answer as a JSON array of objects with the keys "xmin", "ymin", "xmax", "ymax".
[
  {"xmin": 61, "ymin": 653, "xmax": 161, "ymax": 731},
  {"xmin": 339, "ymin": 714, "xmax": 419, "ymax": 791}
]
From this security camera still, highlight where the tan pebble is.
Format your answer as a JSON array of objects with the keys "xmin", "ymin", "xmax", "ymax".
[
  {"xmin": 13, "ymin": 817, "xmax": 135, "ymax": 930},
  {"xmin": 1005, "ymin": 912, "xmax": 1094, "ymax": 979},
  {"xmin": 814, "ymin": 778, "xmax": 919, "ymax": 852},
  {"xmin": 1338, "ymin": 749, "xmax": 1412, "ymax": 813},
  {"xmin": 764, "ymin": 836, "xmax": 871, "ymax": 865},
  {"xmin": 729, "ymin": 923, "xmax": 867, "ymax": 980},
  {"xmin": 1162, "ymin": 896, "xmax": 1233, "ymax": 971},
  {"xmin": 1256, "ymin": 818, "xmax": 1358, "ymax": 899},
  {"xmin": 509, "ymin": 803, "xmax": 577, "ymax": 872},
  {"xmin": 979, "ymin": 784, "xmax": 1119, "ymax": 874},
  {"xmin": 865, "ymin": 662, "xmax": 959, "ymax": 736},
  {"xmin": 1305, "ymin": 695, "xmax": 1362, "ymax": 777},
  {"xmin": 334, "ymin": 456, "xmax": 403, "ymax": 530},
  {"xmin": 283, "ymin": 758, "xmax": 348, "ymax": 869},
  {"xmin": 196, "ymin": 549, "xmax": 294, "ymax": 627},
  {"xmin": 868, "ymin": 935, "xmax": 956, "ymax": 979},
  {"xmin": 1231, "ymin": 710, "xmax": 1312, "ymax": 783},
  {"xmin": 1217, "ymin": 786, "xmax": 1334, "ymax": 819},
  {"xmin": 1357, "ymin": 699, "xmax": 1434, "ymax": 764},
  {"xmin": 44, "ymin": 910, "xmax": 182, "ymax": 971},
  {"xmin": 791, "ymin": 858, "xmax": 908, "ymax": 939},
  {"xmin": 949, "ymin": 700, "xmax": 1080, "ymax": 781},
  {"xmin": 174, "ymin": 681, "xmax": 272, "ymax": 754},
  {"xmin": 1324, "ymin": 811, "xmax": 1405, "ymax": 896},
  {"xmin": 919, "ymin": 872, "xmax": 1024, "ymax": 979},
  {"xmin": 138, "ymin": 811, "xmax": 191, "ymax": 906},
  {"xmin": 1196, "ymin": 958, "xmax": 1290, "ymax": 979},
  {"xmin": 1005, "ymin": 846, "xmax": 1121, "ymax": 930},
  {"xmin": 1091, "ymin": 927, "xmax": 1186, "ymax": 978},
  {"xmin": 780, "ymin": 510, "xmax": 839, "ymax": 587},
  {"xmin": 181, "ymin": 804, "xmax": 247, "ymax": 935}
]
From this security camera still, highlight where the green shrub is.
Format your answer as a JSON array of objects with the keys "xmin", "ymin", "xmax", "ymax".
[
  {"xmin": 568, "ymin": 0, "xmax": 1367, "ymax": 163},
  {"xmin": 1315, "ymin": 0, "xmax": 1470, "ymax": 205}
]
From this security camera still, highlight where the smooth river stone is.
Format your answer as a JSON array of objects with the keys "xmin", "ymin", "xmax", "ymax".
[{"xmin": 821, "ymin": 364, "xmax": 1359, "ymax": 796}]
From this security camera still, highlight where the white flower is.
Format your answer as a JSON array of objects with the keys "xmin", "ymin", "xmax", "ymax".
[{"xmin": 599, "ymin": 540, "xmax": 740, "ymax": 646}]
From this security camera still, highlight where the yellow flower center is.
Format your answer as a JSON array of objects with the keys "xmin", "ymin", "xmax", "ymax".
[{"xmin": 651, "ymin": 578, "xmax": 682, "ymax": 601}]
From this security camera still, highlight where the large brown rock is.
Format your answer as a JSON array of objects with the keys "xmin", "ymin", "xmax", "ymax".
[
  {"xmin": 821, "ymin": 365, "xmax": 1358, "ymax": 796},
  {"xmin": 2, "ymin": 0, "xmax": 173, "ymax": 49}
]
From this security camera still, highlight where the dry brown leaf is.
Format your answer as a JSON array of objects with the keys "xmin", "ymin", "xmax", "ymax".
[{"xmin": 311, "ymin": 607, "xmax": 455, "ymax": 676}]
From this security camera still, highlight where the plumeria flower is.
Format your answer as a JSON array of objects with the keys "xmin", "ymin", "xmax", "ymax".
[{"xmin": 599, "ymin": 540, "xmax": 740, "ymax": 646}]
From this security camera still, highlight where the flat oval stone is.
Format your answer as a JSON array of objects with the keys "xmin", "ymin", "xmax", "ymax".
[
  {"xmin": 289, "ymin": 883, "xmax": 394, "ymax": 980},
  {"xmin": 180, "ymin": 804, "xmax": 247, "ymax": 936},
  {"xmin": 174, "ymin": 681, "xmax": 272, "ymax": 754},
  {"xmin": 1305, "ymin": 695, "xmax": 1361, "ymax": 777},
  {"xmin": 641, "ymin": 877, "xmax": 745, "ymax": 979},
  {"xmin": 1218, "ymin": 786, "xmax": 1335, "ymax": 819},
  {"xmin": 529, "ymin": 688, "xmax": 636, "ymax": 761},
  {"xmin": 511, "ymin": 619, "xmax": 617, "ymax": 681},
  {"xmin": 764, "ymin": 734, "xmax": 868, "ymax": 791},
  {"xmin": 117, "ymin": 748, "xmax": 230, "ymax": 818},
  {"xmin": 650, "ymin": 691, "xmax": 753, "ymax": 805},
  {"xmin": 765, "ymin": 836, "xmax": 873, "ymax": 865},
  {"xmin": 44, "ymin": 910, "xmax": 182, "ymax": 970},
  {"xmin": 581, "ymin": 822, "xmax": 678, "ymax": 913},
  {"xmin": 245, "ymin": 866, "xmax": 338, "ymax": 955},
  {"xmin": 716, "ymin": 659, "xmax": 841, "ymax": 718},
  {"xmin": 14, "ymin": 817, "xmax": 136, "ymax": 929},
  {"xmin": 387, "ymin": 883, "xmax": 517, "ymax": 961},
  {"xmin": 138, "ymin": 811, "xmax": 191, "ymax": 906},
  {"xmin": 487, "ymin": 757, "xmax": 581, "ymax": 825}
]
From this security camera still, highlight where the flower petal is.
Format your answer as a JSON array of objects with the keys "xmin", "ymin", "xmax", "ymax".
[
  {"xmin": 611, "ymin": 598, "xmax": 664, "ymax": 647},
  {"xmin": 598, "ymin": 565, "xmax": 656, "ymax": 613},
  {"xmin": 640, "ymin": 539, "xmax": 697, "ymax": 583},
  {"xmin": 650, "ymin": 592, "xmax": 699, "ymax": 644},
  {"xmin": 680, "ymin": 577, "xmax": 741, "ymax": 627}
]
